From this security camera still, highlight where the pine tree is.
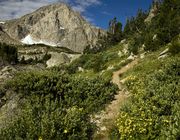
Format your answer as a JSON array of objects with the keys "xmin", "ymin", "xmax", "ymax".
[{"xmin": 108, "ymin": 17, "xmax": 123, "ymax": 44}]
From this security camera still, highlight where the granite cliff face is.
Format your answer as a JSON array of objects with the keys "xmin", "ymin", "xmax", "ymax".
[{"xmin": 1, "ymin": 3, "xmax": 105, "ymax": 52}]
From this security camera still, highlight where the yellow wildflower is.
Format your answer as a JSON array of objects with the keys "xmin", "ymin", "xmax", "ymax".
[
  {"xmin": 38, "ymin": 136, "xmax": 43, "ymax": 140},
  {"xmin": 64, "ymin": 129, "xmax": 68, "ymax": 134}
]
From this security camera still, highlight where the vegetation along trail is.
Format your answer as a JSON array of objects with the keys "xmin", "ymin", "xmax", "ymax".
[{"xmin": 93, "ymin": 59, "xmax": 139, "ymax": 140}]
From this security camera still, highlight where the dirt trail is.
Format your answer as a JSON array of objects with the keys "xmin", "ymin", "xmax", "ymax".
[{"xmin": 93, "ymin": 59, "xmax": 138, "ymax": 140}]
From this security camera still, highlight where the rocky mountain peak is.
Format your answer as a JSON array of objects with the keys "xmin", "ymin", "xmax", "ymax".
[{"xmin": 1, "ymin": 3, "xmax": 105, "ymax": 53}]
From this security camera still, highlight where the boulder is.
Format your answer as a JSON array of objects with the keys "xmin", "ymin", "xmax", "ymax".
[{"xmin": 46, "ymin": 52, "xmax": 70, "ymax": 67}]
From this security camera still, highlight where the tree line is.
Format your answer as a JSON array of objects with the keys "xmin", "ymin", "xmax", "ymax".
[{"xmin": 0, "ymin": 43, "xmax": 18, "ymax": 65}]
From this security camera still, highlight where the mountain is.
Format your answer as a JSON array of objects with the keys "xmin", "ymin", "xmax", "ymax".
[{"xmin": 0, "ymin": 3, "xmax": 105, "ymax": 53}]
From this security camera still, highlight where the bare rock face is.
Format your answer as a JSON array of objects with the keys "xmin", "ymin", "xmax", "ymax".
[
  {"xmin": 18, "ymin": 47, "xmax": 48, "ymax": 62},
  {"xmin": 46, "ymin": 52, "xmax": 70, "ymax": 67},
  {"xmin": 0, "ymin": 66, "xmax": 16, "ymax": 84},
  {"xmin": 0, "ymin": 24, "xmax": 20, "ymax": 45},
  {"xmin": 144, "ymin": 4, "xmax": 159, "ymax": 23},
  {"xmin": 2, "ymin": 3, "xmax": 105, "ymax": 53}
]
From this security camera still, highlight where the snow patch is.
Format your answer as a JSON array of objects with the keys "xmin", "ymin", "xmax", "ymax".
[
  {"xmin": 21, "ymin": 35, "xmax": 34, "ymax": 45},
  {"xmin": 0, "ymin": 21, "xmax": 5, "ymax": 24},
  {"xmin": 21, "ymin": 34, "xmax": 57, "ymax": 47}
]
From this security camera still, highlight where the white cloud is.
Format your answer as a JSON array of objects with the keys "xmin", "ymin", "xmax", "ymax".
[
  {"xmin": 0, "ymin": 0, "xmax": 58, "ymax": 19},
  {"xmin": 72, "ymin": 0, "xmax": 101, "ymax": 14},
  {"xmin": 72, "ymin": 0, "xmax": 101, "ymax": 24},
  {"xmin": 102, "ymin": 11, "xmax": 112, "ymax": 16},
  {"xmin": 0, "ymin": 0, "xmax": 101, "ymax": 21},
  {"xmin": 72, "ymin": 5, "xmax": 85, "ymax": 13},
  {"xmin": 75, "ymin": 0, "xmax": 101, "ymax": 7},
  {"xmin": 83, "ymin": 15, "xmax": 94, "ymax": 23}
]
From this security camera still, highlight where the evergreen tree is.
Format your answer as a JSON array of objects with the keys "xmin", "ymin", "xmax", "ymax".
[
  {"xmin": 108, "ymin": 17, "xmax": 123, "ymax": 45},
  {"xmin": 0, "ymin": 43, "xmax": 18, "ymax": 64}
]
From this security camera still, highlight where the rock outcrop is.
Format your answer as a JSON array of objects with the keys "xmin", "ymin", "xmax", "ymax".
[
  {"xmin": 46, "ymin": 52, "xmax": 70, "ymax": 67},
  {"xmin": 144, "ymin": 3, "xmax": 159, "ymax": 23},
  {"xmin": 2, "ymin": 3, "xmax": 105, "ymax": 53}
]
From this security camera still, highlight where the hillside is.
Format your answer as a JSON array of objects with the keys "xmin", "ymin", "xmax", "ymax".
[{"xmin": 0, "ymin": 0, "xmax": 180, "ymax": 140}]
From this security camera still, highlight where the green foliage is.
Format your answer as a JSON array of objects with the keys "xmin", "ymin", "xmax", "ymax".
[
  {"xmin": 123, "ymin": 9, "xmax": 148, "ymax": 54},
  {"xmin": 153, "ymin": 0, "xmax": 180, "ymax": 42},
  {"xmin": 123, "ymin": 9, "xmax": 147, "ymax": 38},
  {"xmin": 67, "ymin": 52, "xmax": 114, "ymax": 73},
  {"xmin": 109, "ymin": 125, "xmax": 120, "ymax": 140},
  {"xmin": 144, "ymin": 33, "xmax": 162, "ymax": 51},
  {"xmin": 124, "ymin": 0, "xmax": 180, "ymax": 53},
  {"xmin": 169, "ymin": 35, "xmax": 180, "ymax": 55},
  {"xmin": 128, "ymin": 39, "xmax": 138, "ymax": 54},
  {"xmin": 85, "ymin": 18, "xmax": 123, "ymax": 54},
  {"xmin": 144, "ymin": 0, "xmax": 180, "ymax": 51},
  {"xmin": 0, "ymin": 43, "xmax": 18, "ymax": 64},
  {"xmin": 83, "ymin": 54, "xmax": 105, "ymax": 72},
  {"xmin": 1, "ymin": 70, "xmax": 118, "ymax": 139},
  {"xmin": 108, "ymin": 17, "xmax": 123, "ymax": 44},
  {"xmin": 66, "ymin": 54, "xmax": 94, "ymax": 73},
  {"xmin": 115, "ymin": 56, "xmax": 180, "ymax": 139},
  {"xmin": 68, "ymin": 43, "xmax": 127, "ymax": 75},
  {"xmin": 1, "ymin": 96, "xmax": 92, "ymax": 140}
]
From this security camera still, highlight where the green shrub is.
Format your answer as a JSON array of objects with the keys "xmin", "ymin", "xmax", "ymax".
[
  {"xmin": 1, "ymin": 70, "xmax": 118, "ymax": 139},
  {"xmin": 169, "ymin": 35, "xmax": 180, "ymax": 55},
  {"xmin": 109, "ymin": 125, "xmax": 120, "ymax": 140}
]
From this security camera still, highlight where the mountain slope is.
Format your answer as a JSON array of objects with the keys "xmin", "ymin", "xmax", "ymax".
[{"xmin": 0, "ymin": 24, "xmax": 20, "ymax": 45}]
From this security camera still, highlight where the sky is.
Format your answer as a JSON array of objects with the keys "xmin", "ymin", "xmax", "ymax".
[{"xmin": 0, "ymin": 0, "xmax": 153, "ymax": 29}]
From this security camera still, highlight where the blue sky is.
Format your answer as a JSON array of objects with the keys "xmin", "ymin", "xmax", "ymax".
[
  {"xmin": 0, "ymin": 0, "xmax": 153, "ymax": 29},
  {"xmin": 85, "ymin": 0, "xmax": 153, "ymax": 29}
]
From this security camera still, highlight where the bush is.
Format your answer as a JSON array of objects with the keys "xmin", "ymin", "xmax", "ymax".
[
  {"xmin": 144, "ymin": 33, "xmax": 162, "ymax": 51},
  {"xmin": 67, "ymin": 53, "xmax": 107, "ymax": 73},
  {"xmin": 1, "ymin": 70, "xmax": 118, "ymax": 139},
  {"xmin": 169, "ymin": 35, "xmax": 180, "ymax": 55}
]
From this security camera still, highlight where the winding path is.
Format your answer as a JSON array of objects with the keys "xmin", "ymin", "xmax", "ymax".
[{"xmin": 93, "ymin": 59, "xmax": 138, "ymax": 140}]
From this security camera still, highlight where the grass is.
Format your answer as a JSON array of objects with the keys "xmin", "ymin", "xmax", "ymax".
[
  {"xmin": 71, "ymin": 43, "xmax": 129, "ymax": 80},
  {"xmin": 121, "ymin": 47, "xmax": 169, "ymax": 79}
]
